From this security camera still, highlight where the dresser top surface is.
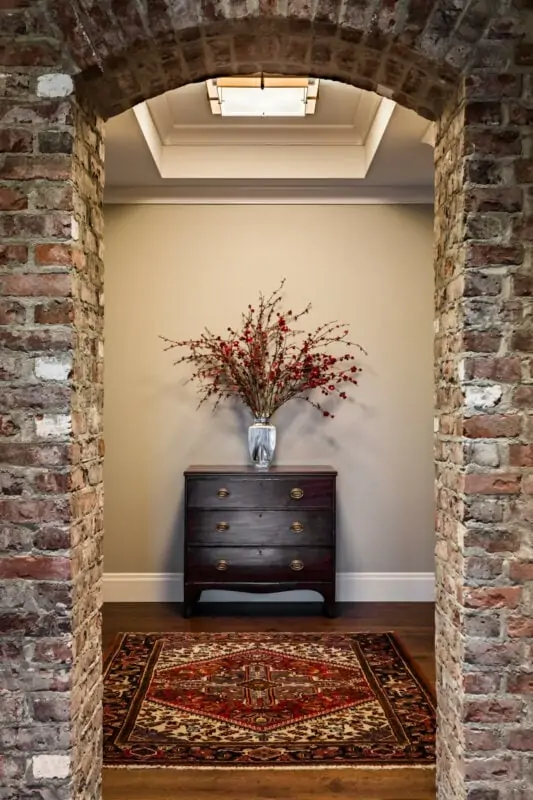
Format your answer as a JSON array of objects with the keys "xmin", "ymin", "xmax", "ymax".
[{"xmin": 185, "ymin": 465, "xmax": 336, "ymax": 476}]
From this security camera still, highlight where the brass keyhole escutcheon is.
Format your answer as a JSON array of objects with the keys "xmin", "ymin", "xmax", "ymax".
[
  {"xmin": 216, "ymin": 559, "xmax": 229, "ymax": 571},
  {"xmin": 290, "ymin": 559, "xmax": 304, "ymax": 572},
  {"xmin": 216, "ymin": 522, "xmax": 230, "ymax": 532},
  {"xmin": 290, "ymin": 487, "xmax": 304, "ymax": 500},
  {"xmin": 217, "ymin": 488, "xmax": 230, "ymax": 499},
  {"xmin": 290, "ymin": 521, "xmax": 304, "ymax": 533}
]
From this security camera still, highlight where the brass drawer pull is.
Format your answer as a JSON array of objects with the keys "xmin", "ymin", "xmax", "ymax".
[
  {"xmin": 290, "ymin": 559, "xmax": 304, "ymax": 572},
  {"xmin": 290, "ymin": 487, "xmax": 304, "ymax": 500},
  {"xmin": 216, "ymin": 521, "xmax": 230, "ymax": 532},
  {"xmin": 216, "ymin": 559, "xmax": 229, "ymax": 571},
  {"xmin": 217, "ymin": 488, "xmax": 230, "ymax": 499},
  {"xmin": 290, "ymin": 521, "xmax": 304, "ymax": 533}
]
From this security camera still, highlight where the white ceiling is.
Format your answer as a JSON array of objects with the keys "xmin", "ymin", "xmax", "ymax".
[{"xmin": 104, "ymin": 80, "xmax": 435, "ymax": 204}]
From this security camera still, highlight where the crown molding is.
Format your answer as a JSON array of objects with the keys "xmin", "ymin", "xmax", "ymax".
[{"xmin": 104, "ymin": 184, "xmax": 434, "ymax": 205}]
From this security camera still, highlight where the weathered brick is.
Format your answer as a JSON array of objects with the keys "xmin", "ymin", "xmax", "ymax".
[
  {"xmin": 33, "ymin": 300, "xmax": 73, "ymax": 325},
  {"xmin": 0, "ymin": 555, "xmax": 70, "ymax": 579},
  {"xmin": 38, "ymin": 130, "xmax": 73, "ymax": 154},
  {"xmin": 509, "ymin": 561, "xmax": 533, "ymax": 581},
  {"xmin": 464, "ymin": 415, "xmax": 521, "ymax": 439},
  {"xmin": 0, "ymin": 500, "xmax": 70, "ymax": 525},
  {"xmin": 34, "ymin": 243, "xmax": 74, "ymax": 266},
  {"xmin": 464, "ymin": 331, "xmax": 502, "ymax": 353},
  {"xmin": 0, "ymin": 154, "xmax": 71, "ymax": 180},
  {"xmin": 0, "ymin": 328, "xmax": 72, "ymax": 351},
  {"xmin": 0, "ymin": 273, "xmax": 71, "ymax": 298},
  {"xmin": 466, "ymin": 788, "xmax": 499, "ymax": 800},
  {"xmin": 32, "ymin": 693, "xmax": 70, "ymax": 723},
  {"xmin": 33, "ymin": 471, "xmax": 70, "ymax": 494},
  {"xmin": 0, "ymin": 384, "xmax": 70, "ymax": 411},
  {"xmin": 464, "ymin": 613, "xmax": 501, "ymax": 637},
  {"xmin": 0, "ymin": 413, "xmax": 20, "ymax": 436},
  {"xmin": 464, "ymin": 357, "xmax": 521, "ymax": 383},
  {"xmin": 0, "ymin": 127, "xmax": 32, "ymax": 152},
  {"xmin": 465, "ymin": 728, "xmax": 501, "ymax": 752},
  {"xmin": 507, "ymin": 616, "xmax": 533, "ymax": 637},
  {"xmin": 32, "ymin": 182, "xmax": 73, "ymax": 210},
  {"xmin": 509, "ymin": 445, "xmax": 533, "ymax": 466},
  {"xmin": 513, "ymin": 216, "xmax": 533, "ymax": 243},
  {"xmin": 513, "ymin": 387, "xmax": 533, "ymax": 408},
  {"xmin": 464, "ymin": 529, "xmax": 520, "ymax": 552},
  {"xmin": 33, "ymin": 526, "xmax": 70, "ymax": 551},
  {"xmin": 0, "ymin": 185, "xmax": 27, "ymax": 209},
  {"xmin": 464, "ymin": 586, "xmax": 522, "ymax": 609},
  {"xmin": 515, "ymin": 159, "xmax": 533, "ymax": 183},
  {"xmin": 465, "ymin": 129, "xmax": 521, "ymax": 157},
  {"xmin": 0, "ymin": 443, "xmax": 69, "ymax": 467},
  {"xmin": 465, "ymin": 757, "xmax": 520, "ymax": 781},
  {"xmin": 0, "ymin": 243, "xmax": 27, "ymax": 264},
  {"xmin": 507, "ymin": 730, "xmax": 533, "ymax": 750},
  {"xmin": 465, "ymin": 101, "xmax": 503, "ymax": 126},
  {"xmin": 507, "ymin": 672, "xmax": 533, "ymax": 693},
  {"xmin": 522, "ymin": 474, "xmax": 533, "ymax": 494},
  {"xmin": 464, "ymin": 555, "xmax": 504, "ymax": 581},
  {"xmin": 464, "ymin": 473, "xmax": 521, "ymax": 495},
  {"xmin": 464, "ymin": 271, "xmax": 502, "ymax": 297},
  {"xmin": 0, "ymin": 212, "xmax": 70, "ymax": 239},
  {"xmin": 31, "ymin": 640, "xmax": 73, "ymax": 665},
  {"xmin": 466, "ymin": 243, "xmax": 524, "ymax": 267},
  {"xmin": 465, "ymin": 187, "xmax": 523, "ymax": 213},
  {"xmin": 464, "ymin": 672, "xmax": 501, "ymax": 694},
  {"xmin": 0, "ymin": 300, "xmax": 25, "ymax": 325},
  {"xmin": 464, "ymin": 698, "xmax": 523, "ymax": 723}
]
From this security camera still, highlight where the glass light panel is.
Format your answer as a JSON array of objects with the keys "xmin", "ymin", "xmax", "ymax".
[{"xmin": 218, "ymin": 86, "xmax": 307, "ymax": 117}]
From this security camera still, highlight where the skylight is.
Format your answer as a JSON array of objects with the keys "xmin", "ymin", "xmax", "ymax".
[{"xmin": 206, "ymin": 76, "xmax": 319, "ymax": 118}]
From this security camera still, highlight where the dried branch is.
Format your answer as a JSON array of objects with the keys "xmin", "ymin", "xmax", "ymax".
[{"xmin": 161, "ymin": 280, "xmax": 365, "ymax": 420}]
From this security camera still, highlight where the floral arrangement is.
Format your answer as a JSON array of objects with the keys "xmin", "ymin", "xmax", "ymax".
[{"xmin": 161, "ymin": 280, "xmax": 365, "ymax": 420}]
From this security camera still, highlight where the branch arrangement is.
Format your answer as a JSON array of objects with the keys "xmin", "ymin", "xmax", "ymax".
[{"xmin": 161, "ymin": 280, "xmax": 365, "ymax": 420}]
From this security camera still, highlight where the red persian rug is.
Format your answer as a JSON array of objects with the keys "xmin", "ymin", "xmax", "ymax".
[{"xmin": 103, "ymin": 632, "xmax": 435, "ymax": 768}]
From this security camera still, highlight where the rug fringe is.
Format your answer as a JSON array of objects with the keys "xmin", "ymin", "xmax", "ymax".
[{"xmin": 103, "ymin": 764, "xmax": 436, "ymax": 771}]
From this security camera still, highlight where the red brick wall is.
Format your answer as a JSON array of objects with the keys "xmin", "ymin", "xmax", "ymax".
[
  {"xmin": 0, "ymin": 3, "xmax": 104, "ymax": 795},
  {"xmin": 1, "ymin": 1, "xmax": 532, "ymax": 798},
  {"xmin": 435, "ymin": 56, "xmax": 533, "ymax": 800}
]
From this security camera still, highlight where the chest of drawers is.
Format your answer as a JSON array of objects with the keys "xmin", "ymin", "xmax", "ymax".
[{"xmin": 183, "ymin": 465, "xmax": 337, "ymax": 617}]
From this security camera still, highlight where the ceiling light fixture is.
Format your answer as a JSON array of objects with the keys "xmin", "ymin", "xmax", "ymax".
[{"xmin": 206, "ymin": 76, "xmax": 319, "ymax": 117}]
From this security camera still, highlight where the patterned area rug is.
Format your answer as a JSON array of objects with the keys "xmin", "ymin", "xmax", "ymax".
[{"xmin": 103, "ymin": 632, "xmax": 435, "ymax": 768}]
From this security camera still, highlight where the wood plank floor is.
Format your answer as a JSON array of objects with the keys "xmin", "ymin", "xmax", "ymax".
[{"xmin": 102, "ymin": 602, "xmax": 436, "ymax": 800}]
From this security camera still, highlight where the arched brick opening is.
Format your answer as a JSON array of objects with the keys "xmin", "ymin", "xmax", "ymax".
[{"xmin": 1, "ymin": 1, "xmax": 533, "ymax": 799}]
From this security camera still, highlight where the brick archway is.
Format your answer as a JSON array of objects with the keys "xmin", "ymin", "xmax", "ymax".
[{"xmin": 1, "ymin": 2, "xmax": 532, "ymax": 799}]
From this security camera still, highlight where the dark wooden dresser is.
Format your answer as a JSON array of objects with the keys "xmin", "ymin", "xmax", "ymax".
[{"xmin": 183, "ymin": 466, "xmax": 337, "ymax": 618}]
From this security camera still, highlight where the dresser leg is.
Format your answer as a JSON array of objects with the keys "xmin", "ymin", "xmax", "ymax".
[
  {"xmin": 183, "ymin": 588, "xmax": 200, "ymax": 619},
  {"xmin": 322, "ymin": 587, "xmax": 338, "ymax": 619}
]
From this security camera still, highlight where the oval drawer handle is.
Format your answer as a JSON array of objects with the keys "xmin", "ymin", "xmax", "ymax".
[
  {"xmin": 217, "ymin": 488, "xmax": 230, "ymax": 499},
  {"xmin": 290, "ymin": 521, "xmax": 304, "ymax": 533},
  {"xmin": 215, "ymin": 559, "xmax": 229, "ymax": 571},
  {"xmin": 290, "ymin": 559, "xmax": 304, "ymax": 572},
  {"xmin": 290, "ymin": 487, "xmax": 304, "ymax": 500},
  {"xmin": 216, "ymin": 521, "xmax": 230, "ymax": 532}
]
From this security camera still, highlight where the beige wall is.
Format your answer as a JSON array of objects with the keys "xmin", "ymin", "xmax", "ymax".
[{"xmin": 103, "ymin": 204, "xmax": 434, "ymax": 575}]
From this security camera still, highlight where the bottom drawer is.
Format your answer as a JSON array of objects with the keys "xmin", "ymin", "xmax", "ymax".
[{"xmin": 186, "ymin": 546, "xmax": 333, "ymax": 583}]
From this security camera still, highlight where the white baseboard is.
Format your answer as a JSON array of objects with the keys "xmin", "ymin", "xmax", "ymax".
[{"xmin": 103, "ymin": 572, "xmax": 435, "ymax": 603}]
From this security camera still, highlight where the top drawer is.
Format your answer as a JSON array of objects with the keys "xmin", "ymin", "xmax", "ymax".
[{"xmin": 186, "ymin": 476, "xmax": 335, "ymax": 509}]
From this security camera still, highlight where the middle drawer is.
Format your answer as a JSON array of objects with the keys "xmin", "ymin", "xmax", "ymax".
[{"xmin": 186, "ymin": 509, "xmax": 333, "ymax": 546}]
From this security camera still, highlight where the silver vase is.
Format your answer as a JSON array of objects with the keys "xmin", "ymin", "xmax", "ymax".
[{"xmin": 248, "ymin": 417, "xmax": 276, "ymax": 468}]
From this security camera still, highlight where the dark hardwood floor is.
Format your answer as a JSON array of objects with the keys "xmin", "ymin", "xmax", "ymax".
[{"xmin": 102, "ymin": 602, "xmax": 436, "ymax": 800}]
